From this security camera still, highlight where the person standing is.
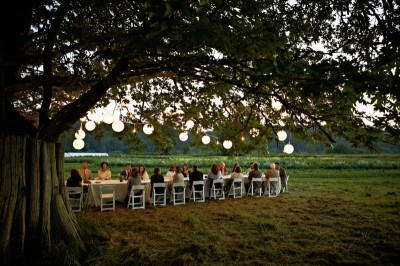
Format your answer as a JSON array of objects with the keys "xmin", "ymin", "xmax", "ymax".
[
  {"xmin": 275, "ymin": 162, "xmax": 287, "ymax": 193},
  {"xmin": 120, "ymin": 163, "xmax": 131, "ymax": 180},
  {"xmin": 98, "ymin": 162, "xmax": 111, "ymax": 180},
  {"xmin": 77, "ymin": 161, "xmax": 92, "ymax": 183}
]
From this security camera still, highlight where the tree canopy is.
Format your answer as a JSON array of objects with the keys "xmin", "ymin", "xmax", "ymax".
[{"xmin": 2, "ymin": 0, "xmax": 399, "ymax": 151}]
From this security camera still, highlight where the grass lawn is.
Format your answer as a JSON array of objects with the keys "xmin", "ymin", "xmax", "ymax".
[{"xmin": 55, "ymin": 155, "xmax": 400, "ymax": 265}]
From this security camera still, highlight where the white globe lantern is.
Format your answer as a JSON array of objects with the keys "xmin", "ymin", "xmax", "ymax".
[
  {"xmin": 72, "ymin": 138, "xmax": 85, "ymax": 150},
  {"xmin": 102, "ymin": 112, "xmax": 114, "ymax": 124},
  {"xmin": 202, "ymin": 135, "xmax": 211, "ymax": 144},
  {"xmin": 143, "ymin": 124, "xmax": 154, "ymax": 135},
  {"xmin": 223, "ymin": 140, "xmax": 233, "ymax": 149},
  {"xmin": 284, "ymin": 143, "xmax": 294, "ymax": 154},
  {"xmin": 277, "ymin": 130, "xmax": 287, "ymax": 141},
  {"xmin": 278, "ymin": 120, "xmax": 286, "ymax": 127},
  {"xmin": 85, "ymin": 121, "xmax": 96, "ymax": 131},
  {"xmin": 74, "ymin": 129, "xmax": 85, "ymax": 139},
  {"xmin": 179, "ymin": 132, "xmax": 189, "ymax": 141},
  {"xmin": 112, "ymin": 120, "xmax": 125, "ymax": 132},
  {"xmin": 272, "ymin": 100, "xmax": 282, "ymax": 111},
  {"xmin": 185, "ymin": 119, "xmax": 194, "ymax": 129}
]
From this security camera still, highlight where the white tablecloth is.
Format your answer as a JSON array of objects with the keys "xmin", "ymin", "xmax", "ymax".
[{"xmin": 88, "ymin": 180, "xmax": 128, "ymax": 207}]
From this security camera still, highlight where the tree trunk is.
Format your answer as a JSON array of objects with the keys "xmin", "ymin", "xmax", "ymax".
[{"xmin": 0, "ymin": 134, "xmax": 86, "ymax": 265}]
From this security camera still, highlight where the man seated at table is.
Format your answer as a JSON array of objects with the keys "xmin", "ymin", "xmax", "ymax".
[
  {"xmin": 150, "ymin": 167, "xmax": 165, "ymax": 198},
  {"xmin": 77, "ymin": 161, "xmax": 92, "ymax": 184},
  {"xmin": 263, "ymin": 163, "xmax": 280, "ymax": 194},
  {"xmin": 246, "ymin": 163, "xmax": 262, "ymax": 193},
  {"xmin": 119, "ymin": 163, "xmax": 131, "ymax": 180},
  {"xmin": 66, "ymin": 169, "xmax": 83, "ymax": 198},
  {"xmin": 189, "ymin": 165, "xmax": 203, "ymax": 193}
]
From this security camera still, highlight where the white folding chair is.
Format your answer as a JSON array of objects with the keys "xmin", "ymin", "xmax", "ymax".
[
  {"xmin": 171, "ymin": 182, "xmax": 186, "ymax": 206},
  {"xmin": 265, "ymin": 177, "xmax": 279, "ymax": 197},
  {"xmin": 190, "ymin": 180, "xmax": 205, "ymax": 202},
  {"xmin": 67, "ymin": 187, "xmax": 83, "ymax": 212},
  {"xmin": 127, "ymin": 185, "xmax": 146, "ymax": 210},
  {"xmin": 247, "ymin": 177, "xmax": 263, "ymax": 196},
  {"xmin": 100, "ymin": 185, "xmax": 116, "ymax": 212},
  {"xmin": 152, "ymin": 183, "xmax": 167, "ymax": 206},
  {"xmin": 210, "ymin": 179, "xmax": 225, "ymax": 200},
  {"xmin": 228, "ymin": 178, "xmax": 243, "ymax": 198}
]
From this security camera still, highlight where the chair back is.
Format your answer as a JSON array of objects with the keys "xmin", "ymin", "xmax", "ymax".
[
  {"xmin": 67, "ymin": 186, "xmax": 83, "ymax": 212},
  {"xmin": 153, "ymin": 183, "xmax": 167, "ymax": 206},
  {"xmin": 191, "ymin": 180, "xmax": 205, "ymax": 202},
  {"xmin": 172, "ymin": 182, "xmax": 186, "ymax": 206},
  {"xmin": 127, "ymin": 185, "xmax": 146, "ymax": 210},
  {"xmin": 100, "ymin": 185, "xmax": 116, "ymax": 212}
]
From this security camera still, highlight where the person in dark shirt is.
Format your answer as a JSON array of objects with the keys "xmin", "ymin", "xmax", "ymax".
[
  {"xmin": 67, "ymin": 169, "xmax": 82, "ymax": 187},
  {"xmin": 189, "ymin": 165, "xmax": 204, "ymax": 192},
  {"xmin": 150, "ymin": 167, "xmax": 165, "ymax": 196}
]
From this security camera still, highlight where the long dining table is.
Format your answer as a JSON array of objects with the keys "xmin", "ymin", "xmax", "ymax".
[{"xmin": 88, "ymin": 179, "xmax": 151, "ymax": 207}]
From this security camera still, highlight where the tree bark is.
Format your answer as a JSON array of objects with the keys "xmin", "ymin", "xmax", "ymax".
[{"xmin": 0, "ymin": 134, "xmax": 86, "ymax": 265}]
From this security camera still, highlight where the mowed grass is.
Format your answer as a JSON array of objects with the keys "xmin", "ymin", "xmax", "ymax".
[{"xmin": 57, "ymin": 155, "xmax": 400, "ymax": 265}]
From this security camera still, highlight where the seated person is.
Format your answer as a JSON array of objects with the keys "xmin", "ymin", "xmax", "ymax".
[
  {"xmin": 219, "ymin": 161, "xmax": 228, "ymax": 176},
  {"xmin": 246, "ymin": 163, "xmax": 262, "ymax": 192},
  {"xmin": 263, "ymin": 163, "xmax": 280, "ymax": 194},
  {"xmin": 171, "ymin": 165, "xmax": 184, "ymax": 194},
  {"xmin": 164, "ymin": 165, "xmax": 176, "ymax": 182},
  {"xmin": 150, "ymin": 167, "xmax": 165, "ymax": 197},
  {"xmin": 66, "ymin": 169, "xmax": 83, "ymax": 198},
  {"xmin": 119, "ymin": 163, "xmax": 131, "ymax": 180},
  {"xmin": 77, "ymin": 161, "xmax": 92, "ymax": 183},
  {"xmin": 125, "ymin": 167, "xmax": 141, "ymax": 204},
  {"xmin": 98, "ymin": 161, "xmax": 111, "ymax": 180},
  {"xmin": 138, "ymin": 164, "xmax": 150, "ymax": 181},
  {"xmin": 189, "ymin": 165, "xmax": 203, "ymax": 193},
  {"xmin": 225, "ymin": 165, "xmax": 243, "ymax": 196},
  {"xmin": 205, "ymin": 163, "xmax": 222, "ymax": 199}
]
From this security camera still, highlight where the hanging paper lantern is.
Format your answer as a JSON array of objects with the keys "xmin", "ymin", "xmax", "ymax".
[
  {"xmin": 283, "ymin": 143, "xmax": 294, "ymax": 154},
  {"xmin": 277, "ymin": 130, "xmax": 287, "ymax": 141},
  {"xmin": 72, "ymin": 138, "xmax": 85, "ymax": 150},
  {"xmin": 272, "ymin": 100, "xmax": 282, "ymax": 111},
  {"xmin": 74, "ymin": 129, "xmax": 85, "ymax": 139},
  {"xmin": 179, "ymin": 132, "xmax": 189, "ymax": 141},
  {"xmin": 112, "ymin": 120, "xmax": 125, "ymax": 132},
  {"xmin": 223, "ymin": 140, "xmax": 233, "ymax": 149},
  {"xmin": 143, "ymin": 124, "xmax": 154, "ymax": 135},
  {"xmin": 202, "ymin": 135, "xmax": 211, "ymax": 144},
  {"xmin": 185, "ymin": 119, "xmax": 194, "ymax": 129},
  {"xmin": 85, "ymin": 121, "xmax": 96, "ymax": 131},
  {"xmin": 102, "ymin": 112, "xmax": 114, "ymax": 124}
]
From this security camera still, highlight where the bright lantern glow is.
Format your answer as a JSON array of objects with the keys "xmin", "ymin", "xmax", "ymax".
[
  {"xmin": 75, "ymin": 129, "xmax": 85, "ymax": 139},
  {"xmin": 278, "ymin": 120, "xmax": 286, "ymax": 127},
  {"xmin": 223, "ymin": 140, "xmax": 233, "ymax": 149},
  {"xmin": 250, "ymin": 128, "xmax": 259, "ymax": 137},
  {"xmin": 112, "ymin": 120, "xmax": 124, "ymax": 132},
  {"xmin": 277, "ymin": 130, "xmax": 287, "ymax": 141},
  {"xmin": 272, "ymin": 99, "xmax": 282, "ymax": 111},
  {"xmin": 143, "ymin": 124, "xmax": 154, "ymax": 135},
  {"xmin": 72, "ymin": 139, "xmax": 85, "ymax": 150},
  {"xmin": 85, "ymin": 121, "xmax": 96, "ymax": 131},
  {"xmin": 79, "ymin": 117, "xmax": 86, "ymax": 122},
  {"xmin": 102, "ymin": 113, "xmax": 114, "ymax": 124},
  {"xmin": 179, "ymin": 132, "xmax": 189, "ymax": 141},
  {"xmin": 202, "ymin": 135, "xmax": 211, "ymax": 144},
  {"xmin": 185, "ymin": 120, "xmax": 194, "ymax": 129},
  {"xmin": 284, "ymin": 143, "xmax": 294, "ymax": 154}
]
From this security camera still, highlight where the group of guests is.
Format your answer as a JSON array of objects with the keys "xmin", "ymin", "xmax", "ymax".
[{"xmin": 66, "ymin": 160, "xmax": 287, "ymax": 205}]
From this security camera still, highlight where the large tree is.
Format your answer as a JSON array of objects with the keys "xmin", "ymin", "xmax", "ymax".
[{"xmin": 1, "ymin": 0, "xmax": 399, "ymax": 264}]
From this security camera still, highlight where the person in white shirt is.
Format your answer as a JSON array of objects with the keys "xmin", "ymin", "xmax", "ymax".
[
  {"xmin": 164, "ymin": 165, "xmax": 176, "ymax": 182},
  {"xmin": 97, "ymin": 162, "xmax": 111, "ymax": 180}
]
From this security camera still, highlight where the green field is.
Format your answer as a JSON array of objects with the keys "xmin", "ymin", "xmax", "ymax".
[{"xmin": 57, "ymin": 154, "xmax": 400, "ymax": 265}]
